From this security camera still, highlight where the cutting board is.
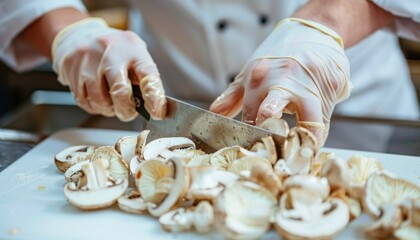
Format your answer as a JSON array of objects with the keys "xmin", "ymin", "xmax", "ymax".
[{"xmin": 0, "ymin": 128, "xmax": 419, "ymax": 240}]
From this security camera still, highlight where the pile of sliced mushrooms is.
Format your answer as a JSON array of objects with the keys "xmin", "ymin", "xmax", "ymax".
[{"xmin": 54, "ymin": 119, "xmax": 420, "ymax": 239}]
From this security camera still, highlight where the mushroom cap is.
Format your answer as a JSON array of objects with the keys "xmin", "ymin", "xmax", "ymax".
[
  {"xmin": 117, "ymin": 189, "xmax": 148, "ymax": 214},
  {"xmin": 248, "ymin": 136, "xmax": 278, "ymax": 165},
  {"xmin": 363, "ymin": 171, "xmax": 420, "ymax": 218},
  {"xmin": 54, "ymin": 145, "xmax": 96, "ymax": 173},
  {"xmin": 136, "ymin": 130, "xmax": 150, "ymax": 158},
  {"xmin": 187, "ymin": 153, "xmax": 212, "ymax": 167},
  {"xmin": 193, "ymin": 201, "xmax": 215, "ymax": 234},
  {"xmin": 159, "ymin": 208, "xmax": 193, "ymax": 232},
  {"xmin": 284, "ymin": 175, "xmax": 330, "ymax": 203},
  {"xmin": 250, "ymin": 162, "xmax": 283, "ymax": 196},
  {"xmin": 210, "ymin": 146, "xmax": 241, "ymax": 171},
  {"xmin": 348, "ymin": 155, "xmax": 382, "ymax": 198},
  {"xmin": 321, "ymin": 157, "xmax": 351, "ymax": 192},
  {"xmin": 364, "ymin": 203, "xmax": 403, "ymax": 239},
  {"xmin": 259, "ymin": 118, "xmax": 289, "ymax": 137},
  {"xmin": 143, "ymin": 137, "xmax": 195, "ymax": 161},
  {"xmin": 64, "ymin": 160, "xmax": 89, "ymax": 183},
  {"xmin": 227, "ymin": 156, "xmax": 271, "ymax": 176},
  {"xmin": 115, "ymin": 135, "xmax": 138, "ymax": 164},
  {"xmin": 187, "ymin": 166, "xmax": 223, "ymax": 201},
  {"xmin": 91, "ymin": 146, "xmax": 129, "ymax": 180},
  {"xmin": 64, "ymin": 179, "xmax": 128, "ymax": 210},
  {"xmin": 275, "ymin": 198, "xmax": 350, "ymax": 240},
  {"xmin": 214, "ymin": 181, "xmax": 277, "ymax": 240},
  {"xmin": 136, "ymin": 159, "xmax": 175, "ymax": 204},
  {"xmin": 310, "ymin": 151, "xmax": 334, "ymax": 176},
  {"xmin": 147, "ymin": 157, "xmax": 190, "ymax": 217},
  {"xmin": 394, "ymin": 199, "xmax": 420, "ymax": 239}
]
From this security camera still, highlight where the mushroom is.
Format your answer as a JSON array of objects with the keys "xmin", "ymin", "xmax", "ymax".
[
  {"xmin": 363, "ymin": 171, "xmax": 420, "ymax": 218},
  {"xmin": 210, "ymin": 146, "xmax": 242, "ymax": 171},
  {"xmin": 136, "ymin": 157, "xmax": 190, "ymax": 217},
  {"xmin": 64, "ymin": 160, "xmax": 89, "ymax": 183},
  {"xmin": 329, "ymin": 188, "xmax": 362, "ymax": 221},
  {"xmin": 142, "ymin": 137, "xmax": 195, "ymax": 161},
  {"xmin": 275, "ymin": 198, "xmax": 350, "ymax": 240},
  {"xmin": 91, "ymin": 146, "xmax": 129, "ymax": 180},
  {"xmin": 310, "ymin": 151, "xmax": 334, "ymax": 176},
  {"xmin": 364, "ymin": 203, "xmax": 404, "ymax": 239},
  {"xmin": 64, "ymin": 158, "xmax": 128, "ymax": 210},
  {"xmin": 115, "ymin": 135, "xmax": 138, "ymax": 164},
  {"xmin": 117, "ymin": 189, "xmax": 148, "ymax": 214},
  {"xmin": 283, "ymin": 175, "xmax": 330, "ymax": 205},
  {"xmin": 281, "ymin": 127, "xmax": 317, "ymax": 175},
  {"xmin": 394, "ymin": 199, "xmax": 420, "ymax": 240},
  {"xmin": 227, "ymin": 156, "xmax": 271, "ymax": 177},
  {"xmin": 136, "ymin": 129, "xmax": 150, "ymax": 158},
  {"xmin": 249, "ymin": 162, "xmax": 283, "ymax": 197},
  {"xmin": 159, "ymin": 201, "xmax": 214, "ymax": 233},
  {"xmin": 273, "ymin": 159, "xmax": 292, "ymax": 179},
  {"xmin": 259, "ymin": 118, "xmax": 290, "ymax": 137},
  {"xmin": 247, "ymin": 136, "xmax": 277, "ymax": 164},
  {"xmin": 163, "ymin": 148, "xmax": 207, "ymax": 165},
  {"xmin": 347, "ymin": 155, "xmax": 382, "ymax": 199},
  {"xmin": 214, "ymin": 181, "xmax": 277, "ymax": 240},
  {"xmin": 54, "ymin": 145, "xmax": 96, "ymax": 173},
  {"xmin": 186, "ymin": 166, "xmax": 224, "ymax": 201},
  {"xmin": 187, "ymin": 153, "xmax": 212, "ymax": 167},
  {"xmin": 321, "ymin": 157, "xmax": 351, "ymax": 192}
]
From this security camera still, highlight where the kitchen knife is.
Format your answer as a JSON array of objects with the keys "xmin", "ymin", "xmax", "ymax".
[{"xmin": 132, "ymin": 85, "xmax": 285, "ymax": 153}]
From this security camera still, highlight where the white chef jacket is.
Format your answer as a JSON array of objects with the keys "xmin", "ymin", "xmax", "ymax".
[{"xmin": 1, "ymin": 0, "xmax": 419, "ymax": 151}]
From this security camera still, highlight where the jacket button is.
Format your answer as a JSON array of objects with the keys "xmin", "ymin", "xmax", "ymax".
[
  {"xmin": 217, "ymin": 20, "xmax": 229, "ymax": 31},
  {"xmin": 259, "ymin": 14, "xmax": 269, "ymax": 26}
]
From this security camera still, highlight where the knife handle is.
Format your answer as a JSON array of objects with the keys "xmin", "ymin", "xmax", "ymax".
[{"xmin": 132, "ymin": 84, "xmax": 151, "ymax": 120}]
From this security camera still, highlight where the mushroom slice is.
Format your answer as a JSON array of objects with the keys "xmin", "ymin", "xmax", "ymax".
[
  {"xmin": 310, "ymin": 151, "xmax": 334, "ymax": 176},
  {"xmin": 187, "ymin": 153, "xmax": 212, "ymax": 167},
  {"xmin": 275, "ymin": 198, "xmax": 350, "ymax": 240},
  {"xmin": 329, "ymin": 188, "xmax": 361, "ymax": 221},
  {"xmin": 117, "ymin": 189, "xmax": 148, "ymax": 214},
  {"xmin": 284, "ymin": 175, "xmax": 330, "ymax": 204},
  {"xmin": 247, "ymin": 136, "xmax": 277, "ymax": 165},
  {"xmin": 395, "ymin": 199, "xmax": 420, "ymax": 240},
  {"xmin": 146, "ymin": 157, "xmax": 190, "ymax": 217},
  {"xmin": 64, "ymin": 160, "xmax": 89, "ymax": 183},
  {"xmin": 163, "ymin": 148, "xmax": 206, "ymax": 165},
  {"xmin": 214, "ymin": 181, "xmax": 277, "ymax": 240},
  {"xmin": 321, "ymin": 157, "xmax": 351, "ymax": 192},
  {"xmin": 129, "ymin": 155, "xmax": 141, "ymax": 176},
  {"xmin": 142, "ymin": 137, "xmax": 195, "ymax": 161},
  {"xmin": 159, "ymin": 201, "xmax": 214, "ymax": 233},
  {"xmin": 210, "ymin": 146, "xmax": 241, "ymax": 171},
  {"xmin": 273, "ymin": 159, "xmax": 292, "ymax": 179},
  {"xmin": 115, "ymin": 135, "xmax": 138, "ymax": 164},
  {"xmin": 227, "ymin": 156, "xmax": 271, "ymax": 176},
  {"xmin": 282, "ymin": 127, "xmax": 317, "ymax": 175},
  {"xmin": 91, "ymin": 146, "xmax": 129, "ymax": 180},
  {"xmin": 64, "ymin": 159, "xmax": 128, "ymax": 210},
  {"xmin": 347, "ymin": 155, "xmax": 382, "ymax": 199},
  {"xmin": 364, "ymin": 203, "xmax": 404, "ymax": 239},
  {"xmin": 363, "ymin": 171, "xmax": 420, "ymax": 218},
  {"xmin": 186, "ymin": 166, "xmax": 224, "ymax": 201},
  {"xmin": 250, "ymin": 161, "xmax": 283, "ymax": 197},
  {"xmin": 136, "ymin": 159, "xmax": 175, "ymax": 204},
  {"xmin": 136, "ymin": 129, "xmax": 150, "ymax": 158},
  {"xmin": 259, "ymin": 118, "xmax": 290, "ymax": 137},
  {"xmin": 54, "ymin": 145, "xmax": 96, "ymax": 173}
]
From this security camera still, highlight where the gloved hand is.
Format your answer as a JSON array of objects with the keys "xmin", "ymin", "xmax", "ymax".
[
  {"xmin": 52, "ymin": 18, "xmax": 167, "ymax": 121},
  {"xmin": 210, "ymin": 18, "xmax": 351, "ymax": 147}
]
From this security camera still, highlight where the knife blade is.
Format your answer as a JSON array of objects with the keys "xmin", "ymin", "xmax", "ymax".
[{"xmin": 132, "ymin": 85, "xmax": 285, "ymax": 153}]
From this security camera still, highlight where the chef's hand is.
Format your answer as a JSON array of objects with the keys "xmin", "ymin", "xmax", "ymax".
[
  {"xmin": 210, "ymin": 18, "xmax": 351, "ymax": 147},
  {"xmin": 52, "ymin": 18, "xmax": 167, "ymax": 121}
]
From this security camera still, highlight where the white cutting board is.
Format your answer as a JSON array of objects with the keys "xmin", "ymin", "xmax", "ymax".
[{"xmin": 0, "ymin": 128, "xmax": 419, "ymax": 240}]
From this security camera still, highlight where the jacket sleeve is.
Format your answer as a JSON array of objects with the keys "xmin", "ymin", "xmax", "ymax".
[
  {"xmin": 0, "ymin": 0, "xmax": 86, "ymax": 72},
  {"xmin": 370, "ymin": 0, "xmax": 420, "ymax": 41}
]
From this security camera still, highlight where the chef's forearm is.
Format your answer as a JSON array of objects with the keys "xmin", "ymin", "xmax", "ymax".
[
  {"xmin": 292, "ymin": 0, "xmax": 395, "ymax": 48},
  {"xmin": 16, "ymin": 8, "xmax": 88, "ymax": 59}
]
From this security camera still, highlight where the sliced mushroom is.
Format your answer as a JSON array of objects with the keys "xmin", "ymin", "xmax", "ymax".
[
  {"xmin": 250, "ymin": 162, "xmax": 283, "ymax": 197},
  {"xmin": 363, "ymin": 171, "xmax": 420, "ymax": 218},
  {"xmin": 64, "ymin": 158, "xmax": 128, "ymax": 210},
  {"xmin": 162, "ymin": 148, "xmax": 206, "ymax": 165},
  {"xmin": 395, "ymin": 199, "xmax": 420, "ymax": 240},
  {"xmin": 135, "ymin": 159, "xmax": 175, "ymax": 204},
  {"xmin": 273, "ymin": 159, "xmax": 292, "ymax": 179},
  {"xmin": 275, "ymin": 198, "xmax": 350, "ymax": 240},
  {"xmin": 64, "ymin": 160, "xmax": 89, "ymax": 183},
  {"xmin": 137, "ymin": 157, "xmax": 190, "ymax": 217},
  {"xmin": 214, "ymin": 181, "xmax": 277, "ymax": 240},
  {"xmin": 186, "ymin": 166, "xmax": 224, "ymax": 201},
  {"xmin": 142, "ymin": 137, "xmax": 195, "ymax": 161},
  {"xmin": 310, "ymin": 151, "xmax": 334, "ymax": 176},
  {"xmin": 321, "ymin": 157, "xmax": 351, "ymax": 192},
  {"xmin": 247, "ymin": 136, "xmax": 277, "ymax": 164},
  {"xmin": 159, "ymin": 201, "xmax": 214, "ymax": 233},
  {"xmin": 329, "ymin": 188, "xmax": 362, "ymax": 221},
  {"xmin": 259, "ymin": 118, "xmax": 290, "ymax": 137},
  {"xmin": 284, "ymin": 175, "xmax": 330, "ymax": 205},
  {"xmin": 115, "ymin": 135, "xmax": 138, "ymax": 164},
  {"xmin": 227, "ymin": 156, "xmax": 271, "ymax": 177},
  {"xmin": 187, "ymin": 153, "xmax": 212, "ymax": 167},
  {"xmin": 210, "ymin": 146, "xmax": 241, "ymax": 171},
  {"xmin": 347, "ymin": 155, "xmax": 382, "ymax": 199},
  {"xmin": 282, "ymin": 127, "xmax": 317, "ymax": 175},
  {"xmin": 365, "ymin": 203, "xmax": 404, "ymax": 239},
  {"xmin": 117, "ymin": 189, "xmax": 148, "ymax": 214},
  {"xmin": 136, "ymin": 129, "xmax": 150, "ymax": 158},
  {"xmin": 91, "ymin": 146, "xmax": 129, "ymax": 180},
  {"xmin": 54, "ymin": 145, "xmax": 96, "ymax": 173}
]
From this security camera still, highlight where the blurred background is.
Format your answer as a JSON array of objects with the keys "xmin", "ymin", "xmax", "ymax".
[{"xmin": 0, "ymin": 0, "xmax": 420, "ymax": 162}]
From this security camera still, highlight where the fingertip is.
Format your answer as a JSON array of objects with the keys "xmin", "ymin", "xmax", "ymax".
[{"xmin": 255, "ymin": 90, "xmax": 290, "ymax": 126}]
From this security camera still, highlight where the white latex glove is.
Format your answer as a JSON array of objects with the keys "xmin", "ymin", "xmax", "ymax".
[
  {"xmin": 210, "ymin": 18, "xmax": 351, "ymax": 147},
  {"xmin": 52, "ymin": 18, "xmax": 167, "ymax": 121}
]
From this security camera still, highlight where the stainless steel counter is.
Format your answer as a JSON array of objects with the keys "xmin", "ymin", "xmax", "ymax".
[{"xmin": 0, "ymin": 141, "xmax": 35, "ymax": 172}]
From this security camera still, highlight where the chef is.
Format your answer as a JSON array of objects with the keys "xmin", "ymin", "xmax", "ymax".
[{"xmin": 0, "ymin": 0, "xmax": 419, "ymax": 151}]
